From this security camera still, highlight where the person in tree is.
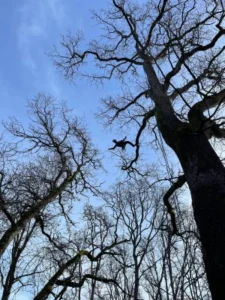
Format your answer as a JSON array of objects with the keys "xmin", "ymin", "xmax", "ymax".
[{"xmin": 109, "ymin": 136, "xmax": 135, "ymax": 150}]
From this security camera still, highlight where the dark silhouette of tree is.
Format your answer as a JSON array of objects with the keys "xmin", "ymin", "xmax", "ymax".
[
  {"xmin": 52, "ymin": 1, "xmax": 225, "ymax": 298},
  {"xmin": 103, "ymin": 179, "xmax": 161, "ymax": 300},
  {"xmin": 0, "ymin": 170, "xmax": 210, "ymax": 299},
  {"xmin": 0, "ymin": 93, "xmax": 101, "ymax": 262},
  {"xmin": 86, "ymin": 179, "xmax": 209, "ymax": 300}
]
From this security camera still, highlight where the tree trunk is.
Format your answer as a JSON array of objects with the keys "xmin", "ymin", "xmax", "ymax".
[
  {"xmin": 172, "ymin": 131, "xmax": 225, "ymax": 300},
  {"xmin": 134, "ymin": 273, "xmax": 139, "ymax": 300}
]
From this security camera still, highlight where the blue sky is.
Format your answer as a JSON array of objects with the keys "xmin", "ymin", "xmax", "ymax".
[
  {"xmin": 0, "ymin": 0, "xmax": 105, "ymax": 117},
  {"xmin": 0, "ymin": 1, "xmax": 123, "ymax": 298},
  {"xmin": 0, "ymin": 0, "xmax": 125, "ymax": 182}
]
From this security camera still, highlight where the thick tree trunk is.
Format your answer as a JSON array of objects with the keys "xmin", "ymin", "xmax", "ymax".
[
  {"xmin": 142, "ymin": 48, "xmax": 225, "ymax": 298},
  {"xmin": 172, "ymin": 132, "xmax": 225, "ymax": 300}
]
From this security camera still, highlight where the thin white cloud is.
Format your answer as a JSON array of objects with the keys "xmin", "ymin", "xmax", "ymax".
[
  {"xmin": 47, "ymin": 0, "xmax": 70, "ymax": 29},
  {"xmin": 17, "ymin": 0, "xmax": 68, "ymax": 74},
  {"xmin": 17, "ymin": 1, "xmax": 47, "ymax": 73},
  {"xmin": 15, "ymin": 0, "xmax": 73, "ymax": 99},
  {"xmin": 46, "ymin": 68, "xmax": 62, "ymax": 98},
  {"xmin": 17, "ymin": 24, "xmax": 41, "ymax": 73}
]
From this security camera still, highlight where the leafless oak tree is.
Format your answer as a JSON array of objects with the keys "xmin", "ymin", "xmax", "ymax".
[{"xmin": 52, "ymin": 1, "xmax": 225, "ymax": 298}]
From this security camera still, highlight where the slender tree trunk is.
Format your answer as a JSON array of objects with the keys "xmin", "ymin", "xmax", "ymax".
[
  {"xmin": 0, "ymin": 174, "xmax": 74, "ymax": 258},
  {"xmin": 134, "ymin": 270, "xmax": 139, "ymax": 300},
  {"xmin": 172, "ymin": 132, "xmax": 225, "ymax": 300}
]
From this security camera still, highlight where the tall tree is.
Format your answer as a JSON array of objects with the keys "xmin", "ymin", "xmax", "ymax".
[
  {"xmin": 103, "ymin": 179, "xmax": 161, "ymax": 300},
  {"xmin": 0, "ymin": 93, "xmax": 101, "ymax": 258},
  {"xmin": 52, "ymin": 1, "xmax": 225, "ymax": 298}
]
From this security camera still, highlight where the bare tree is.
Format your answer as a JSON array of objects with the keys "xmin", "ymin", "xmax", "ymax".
[
  {"xmin": 0, "ymin": 93, "xmax": 101, "ymax": 259},
  {"xmin": 143, "ymin": 211, "xmax": 210, "ymax": 300},
  {"xmin": 0, "ymin": 164, "xmax": 210, "ymax": 299},
  {"xmin": 103, "ymin": 179, "xmax": 161, "ymax": 300},
  {"xmin": 80, "ymin": 204, "xmax": 121, "ymax": 300},
  {"xmin": 0, "ymin": 221, "xmax": 39, "ymax": 300},
  {"xmin": 52, "ymin": 1, "xmax": 225, "ymax": 297},
  {"xmin": 33, "ymin": 204, "xmax": 128, "ymax": 299},
  {"xmin": 80, "ymin": 178, "xmax": 209, "ymax": 300},
  {"xmin": 0, "ymin": 93, "xmax": 104, "ymax": 299}
]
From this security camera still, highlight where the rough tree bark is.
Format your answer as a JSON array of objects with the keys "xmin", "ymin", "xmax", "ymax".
[
  {"xmin": 172, "ymin": 131, "xmax": 225, "ymax": 299},
  {"xmin": 154, "ymin": 86, "xmax": 225, "ymax": 299},
  {"xmin": 143, "ymin": 54, "xmax": 225, "ymax": 298}
]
